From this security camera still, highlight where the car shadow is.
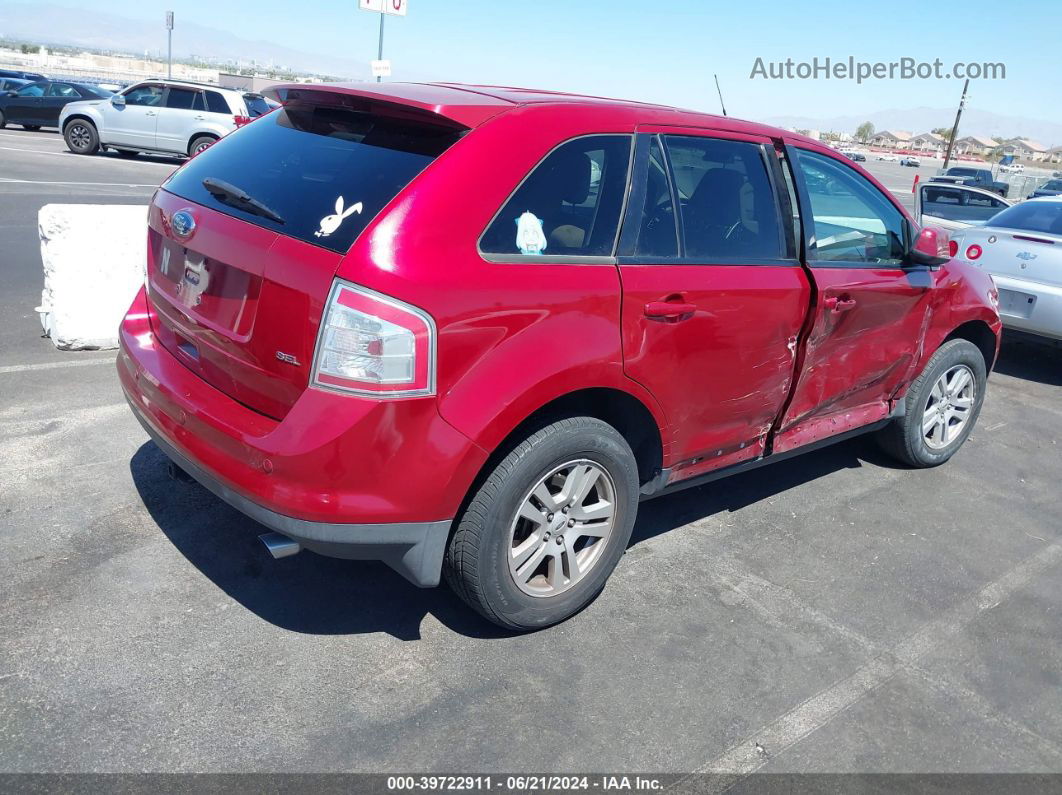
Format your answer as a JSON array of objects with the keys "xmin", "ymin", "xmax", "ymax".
[
  {"xmin": 130, "ymin": 434, "xmax": 887, "ymax": 640},
  {"xmin": 992, "ymin": 330, "xmax": 1062, "ymax": 386},
  {"xmin": 98, "ymin": 150, "xmax": 183, "ymax": 166}
]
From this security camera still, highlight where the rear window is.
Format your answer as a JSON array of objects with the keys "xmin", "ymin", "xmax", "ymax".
[
  {"xmin": 244, "ymin": 94, "xmax": 273, "ymax": 118},
  {"xmin": 987, "ymin": 202, "xmax": 1062, "ymax": 236},
  {"xmin": 162, "ymin": 100, "xmax": 464, "ymax": 253}
]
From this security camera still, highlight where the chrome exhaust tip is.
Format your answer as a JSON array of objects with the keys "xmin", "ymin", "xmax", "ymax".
[{"xmin": 259, "ymin": 532, "xmax": 301, "ymax": 559}]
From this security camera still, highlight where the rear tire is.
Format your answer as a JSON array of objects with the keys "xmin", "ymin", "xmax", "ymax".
[
  {"xmin": 114, "ymin": 149, "xmax": 139, "ymax": 158},
  {"xmin": 877, "ymin": 339, "xmax": 987, "ymax": 467},
  {"xmin": 444, "ymin": 417, "xmax": 639, "ymax": 631},
  {"xmin": 64, "ymin": 120, "xmax": 99, "ymax": 154},
  {"xmin": 188, "ymin": 135, "xmax": 216, "ymax": 157},
  {"xmin": 0, "ymin": 110, "xmax": 6, "ymax": 129},
  {"xmin": 22, "ymin": 124, "xmax": 41, "ymax": 131}
]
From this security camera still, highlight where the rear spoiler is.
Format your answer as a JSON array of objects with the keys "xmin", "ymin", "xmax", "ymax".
[{"xmin": 262, "ymin": 82, "xmax": 512, "ymax": 129}]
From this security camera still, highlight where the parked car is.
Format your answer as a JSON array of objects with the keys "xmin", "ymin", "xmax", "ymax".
[
  {"xmin": 842, "ymin": 151, "xmax": 866, "ymax": 162},
  {"xmin": 59, "ymin": 79, "xmax": 274, "ymax": 158},
  {"xmin": 915, "ymin": 183, "xmax": 1012, "ymax": 232},
  {"xmin": 931, "ymin": 167, "xmax": 1009, "ymax": 198},
  {"xmin": 876, "ymin": 153, "xmax": 899, "ymax": 162},
  {"xmin": 0, "ymin": 80, "xmax": 112, "ymax": 131},
  {"xmin": 1030, "ymin": 179, "xmax": 1062, "ymax": 199},
  {"xmin": 0, "ymin": 77, "xmax": 30, "ymax": 92},
  {"xmin": 900, "ymin": 156, "xmax": 921, "ymax": 167},
  {"xmin": 0, "ymin": 67, "xmax": 46, "ymax": 81},
  {"xmin": 948, "ymin": 197, "xmax": 1062, "ymax": 341},
  {"xmin": 118, "ymin": 83, "xmax": 1001, "ymax": 630},
  {"xmin": 998, "ymin": 163, "xmax": 1025, "ymax": 173}
]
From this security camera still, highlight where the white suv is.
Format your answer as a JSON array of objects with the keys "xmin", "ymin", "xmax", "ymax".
[{"xmin": 59, "ymin": 79, "xmax": 274, "ymax": 158}]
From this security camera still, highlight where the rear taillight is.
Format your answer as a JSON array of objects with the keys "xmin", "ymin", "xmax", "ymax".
[
  {"xmin": 948, "ymin": 240, "xmax": 958, "ymax": 258},
  {"xmin": 233, "ymin": 115, "xmax": 251, "ymax": 127},
  {"xmin": 966, "ymin": 244, "xmax": 983, "ymax": 260},
  {"xmin": 311, "ymin": 281, "xmax": 436, "ymax": 397}
]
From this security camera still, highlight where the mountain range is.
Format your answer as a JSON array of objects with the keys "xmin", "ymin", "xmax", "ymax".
[{"xmin": 0, "ymin": 2, "xmax": 369, "ymax": 78}]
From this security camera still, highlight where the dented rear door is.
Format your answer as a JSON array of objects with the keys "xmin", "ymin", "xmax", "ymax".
[{"xmin": 616, "ymin": 130, "xmax": 809, "ymax": 479}]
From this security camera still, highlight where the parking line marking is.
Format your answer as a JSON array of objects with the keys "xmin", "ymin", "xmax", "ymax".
[
  {"xmin": 0, "ymin": 358, "xmax": 114, "ymax": 375},
  {"xmin": 0, "ymin": 178, "xmax": 158, "ymax": 188},
  {"xmin": 681, "ymin": 539, "xmax": 1062, "ymax": 789},
  {"xmin": 0, "ymin": 145, "xmax": 177, "ymax": 166}
]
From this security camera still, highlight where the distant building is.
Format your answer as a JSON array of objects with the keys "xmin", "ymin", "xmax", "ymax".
[
  {"xmin": 1047, "ymin": 146, "xmax": 1062, "ymax": 165},
  {"xmin": 869, "ymin": 130, "xmax": 912, "ymax": 149},
  {"xmin": 953, "ymin": 136, "xmax": 998, "ymax": 157},
  {"xmin": 1003, "ymin": 138, "xmax": 1049, "ymax": 162},
  {"xmin": 908, "ymin": 132, "xmax": 946, "ymax": 156}
]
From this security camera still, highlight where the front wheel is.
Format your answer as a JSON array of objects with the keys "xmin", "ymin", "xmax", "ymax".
[
  {"xmin": 444, "ymin": 417, "xmax": 639, "ymax": 631},
  {"xmin": 877, "ymin": 339, "xmax": 987, "ymax": 467},
  {"xmin": 64, "ymin": 120, "xmax": 99, "ymax": 154}
]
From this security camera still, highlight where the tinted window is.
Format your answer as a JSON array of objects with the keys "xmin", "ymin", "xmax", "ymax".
[
  {"xmin": 205, "ymin": 91, "xmax": 231, "ymax": 114},
  {"xmin": 165, "ymin": 87, "xmax": 197, "ymax": 110},
  {"xmin": 634, "ymin": 137, "xmax": 678, "ymax": 258},
  {"xmin": 163, "ymin": 101, "xmax": 463, "ymax": 253},
  {"xmin": 1042, "ymin": 180, "xmax": 1062, "ymax": 191},
  {"xmin": 16, "ymin": 82, "xmax": 46, "ymax": 97},
  {"xmin": 244, "ymin": 94, "xmax": 272, "ymax": 117},
  {"xmin": 664, "ymin": 135, "xmax": 782, "ymax": 260},
  {"xmin": 922, "ymin": 186, "xmax": 1007, "ymax": 225},
  {"xmin": 988, "ymin": 202, "xmax": 1062, "ymax": 236},
  {"xmin": 125, "ymin": 85, "xmax": 164, "ymax": 106},
  {"xmin": 45, "ymin": 83, "xmax": 80, "ymax": 98},
  {"xmin": 797, "ymin": 149, "xmax": 905, "ymax": 265},
  {"xmin": 480, "ymin": 135, "xmax": 631, "ymax": 257}
]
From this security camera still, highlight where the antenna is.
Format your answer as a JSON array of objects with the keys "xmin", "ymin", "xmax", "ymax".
[{"xmin": 714, "ymin": 74, "xmax": 728, "ymax": 117}]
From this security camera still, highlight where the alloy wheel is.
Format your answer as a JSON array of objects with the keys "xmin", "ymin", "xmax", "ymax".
[
  {"xmin": 68, "ymin": 124, "xmax": 91, "ymax": 151},
  {"xmin": 923, "ymin": 364, "xmax": 976, "ymax": 449},
  {"xmin": 508, "ymin": 459, "xmax": 617, "ymax": 597}
]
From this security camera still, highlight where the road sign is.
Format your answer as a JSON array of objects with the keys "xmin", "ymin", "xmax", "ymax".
[
  {"xmin": 165, "ymin": 11, "xmax": 174, "ymax": 29},
  {"xmin": 359, "ymin": 0, "xmax": 407, "ymax": 15},
  {"xmin": 371, "ymin": 59, "xmax": 392, "ymax": 78}
]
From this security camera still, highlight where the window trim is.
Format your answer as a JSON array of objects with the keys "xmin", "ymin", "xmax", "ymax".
[
  {"xmin": 476, "ymin": 133, "xmax": 635, "ymax": 265},
  {"xmin": 785, "ymin": 144, "xmax": 911, "ymax": 270},
  {"xmin": 617, "ymin": 131, "xmax": 798, "ymax": 266},
  {"xmin": 122, "ymin": 82, "xmax": 166, "ymax": 107}
]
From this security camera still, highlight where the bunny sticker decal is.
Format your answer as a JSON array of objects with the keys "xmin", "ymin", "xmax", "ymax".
[{"xmin": 314, "ymin": 196, "xmax": 363, "ymax": 238}]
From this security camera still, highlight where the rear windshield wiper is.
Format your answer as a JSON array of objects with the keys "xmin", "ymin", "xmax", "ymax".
[{"xmin": 201, "ymin": 177, "xmax": 285, "ymax": 225}]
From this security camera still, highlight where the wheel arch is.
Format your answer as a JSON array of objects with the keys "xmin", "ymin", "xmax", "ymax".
[
  {"xmin": 61, "ymin": 113, "xmax": 97, "ymax": 133},
  {"xmin": 186, "ymin": 130, "xmax": 219, "ymax": 155},
  {"xmin": 467, "ymin": 386, "xmax": 666, "ymax": 495},
  {"xmin": 944, "ymin": 319, "xmax": 999, "ymax": 372}
]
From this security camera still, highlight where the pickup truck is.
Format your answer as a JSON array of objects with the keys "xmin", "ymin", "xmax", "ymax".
[
  {"xmin": 119, "ymin": 83, "xmax": 1003, "ymax": 629},
  {"xmin": 931, "ymin": 167, "xmax": 1009, "ymax": 197}
]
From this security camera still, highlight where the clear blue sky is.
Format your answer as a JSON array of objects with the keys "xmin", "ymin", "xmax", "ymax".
[{"xmin": 95, "ymin": 0, "xmax": 1057, "ymax": 124}]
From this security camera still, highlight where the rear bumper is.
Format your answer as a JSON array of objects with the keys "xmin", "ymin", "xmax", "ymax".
[
  {"xmin": 118, "ymin": 287, "xmax": 487, "ymax": 586},
  {"xmin": 994, "ymin": 274, "xmax": 1062, "ymax": 341},
  {"xmin": 131, "ymin": 404, "xmax": 451, "ymax": 586}
]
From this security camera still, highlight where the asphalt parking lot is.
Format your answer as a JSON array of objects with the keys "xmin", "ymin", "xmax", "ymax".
[{"xmin": 2, "ymin": 127, "xmax": 1062, "ymax": 780}]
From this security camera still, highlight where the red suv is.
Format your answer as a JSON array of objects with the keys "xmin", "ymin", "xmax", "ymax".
[{"xmin": 119, "ymin": 83, "xmax": 1001, "ymax": 630}]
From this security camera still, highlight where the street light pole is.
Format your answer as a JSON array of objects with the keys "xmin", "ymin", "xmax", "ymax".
[
  {"xmin": 165, "ymin": 11, "xmax": 174, "ymax": 79},
  {"xmin": 376, "ymin": 12, "xmax": 385, "ymax": 83}
]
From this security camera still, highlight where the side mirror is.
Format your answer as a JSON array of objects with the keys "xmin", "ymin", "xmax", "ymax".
[
  {"xmin": 5, "ymin": 90, "xmax": 16, "ymax": 97},
  {"xmin": 908, "ymin": 225, "xmax": 952, "ymax": 268},
  {"xmin": 110, "ymin": 94, "xmax": 126, "ymax": 107}
]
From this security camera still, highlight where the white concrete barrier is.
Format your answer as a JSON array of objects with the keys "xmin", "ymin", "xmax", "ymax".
[{"xmin": 37, "ymin": 204, "xmax": 147, "ymax": 350}]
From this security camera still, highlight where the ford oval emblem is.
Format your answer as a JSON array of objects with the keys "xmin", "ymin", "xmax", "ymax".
[{"xmin": 171, "ymin": 210, "xmax": 196, "ymax": 239}]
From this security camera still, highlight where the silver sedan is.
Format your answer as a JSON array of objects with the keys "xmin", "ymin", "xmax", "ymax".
[{"xmin": 949, "ymin": 196, "xmax": 1062, "ymax": 341}]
